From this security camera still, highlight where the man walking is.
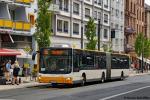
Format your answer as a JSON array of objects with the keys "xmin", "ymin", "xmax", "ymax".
[{"xmin": 5, "ymin": 60, "xmax": 11, "ymax": 81}]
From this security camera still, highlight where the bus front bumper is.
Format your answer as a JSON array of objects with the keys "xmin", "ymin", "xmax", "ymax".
[{"xmin": 38, "ymin": 76, "xmax": 73, "ymax": 84}]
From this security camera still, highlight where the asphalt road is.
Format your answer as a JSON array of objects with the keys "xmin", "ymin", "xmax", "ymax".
[{"xmin": 0, "ymin": 74, "xmax": 150, "ymax": 100}]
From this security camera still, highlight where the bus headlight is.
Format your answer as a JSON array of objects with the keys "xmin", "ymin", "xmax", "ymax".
[
  {"xmin": 38, "ymin": 75, "xmax": 42, "ymax": 80},
  {"xmin": 66, "ymin": 77, "xmax": 71, "ymax": 80}
]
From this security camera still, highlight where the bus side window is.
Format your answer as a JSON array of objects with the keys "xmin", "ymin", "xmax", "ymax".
[
  {"xmin": 73, "ymin": 55, "xmax": 80, "ymax": 72},
  {"xmin": 99, "ymin": 55, "xmax": 106, "ymax": 69}
]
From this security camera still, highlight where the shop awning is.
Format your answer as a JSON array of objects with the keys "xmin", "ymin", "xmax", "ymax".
[
  {"xmin": 16, "ymin": 49, "xmax": 32, "ymax": 59},
  {"xmin": 0, "ymin": 49, "xmax": 21, "ymax": 56}
]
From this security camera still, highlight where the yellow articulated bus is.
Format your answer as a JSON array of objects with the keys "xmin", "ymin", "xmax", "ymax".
[{"xmin": 32, "ymin": 47, "xmax": 130, "ymax": 86}]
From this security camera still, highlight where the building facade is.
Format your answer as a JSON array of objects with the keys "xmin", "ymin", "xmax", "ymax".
[
  {"xmin": 124, "ymin": 0, "xmax": 145, "ymax": 56},
  {"xmin": 50, "ymin": 0, "xmax": 111, "ymax": 50},
  {"xmin": 0, "ymin": 0, "xmax": 32, "ymax": 49},
  {"xmin": 0, "ymin": 0, "xmax": 37, "ymax": 67},
  {"xmin": 110, "ymin": 0, "xmax": 124, "ymax": 52},
  {"xmin": 0, "ymin": 0, "xmax": 37, "ymax": 50},
  {"xmin": 145, "ymin": 4, "xmax": 150, "ymax": 39}
]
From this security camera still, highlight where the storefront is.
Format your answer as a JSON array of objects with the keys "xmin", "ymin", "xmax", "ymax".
[
  {"xmin": 16, "ymin": 49, "xmax": 33, "ymax": 76},
  {"xmin": 0, "ymin": 48, "xmax": 21, "ymax": 63},
  {"xmin": 0, "ymin": 48, "xmax": 21, "ymax": 81}
]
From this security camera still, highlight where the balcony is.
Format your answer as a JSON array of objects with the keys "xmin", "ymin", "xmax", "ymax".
[
  {"xmin": 0, "ymin": 19, "xmax": 13, "ymax": 29},
  {"xmin": 15, "ymin": 0, "xmax": 32, "ymax": 4},
  {"xmin": 125, "ymin": 27, "xmax": 136, "ymax": 35},
  {"xmin": 13, "ymin": 21, "xmax": 31, "ymax": 31},
  {"xmin": 124, "ymin": 44, "xmax": 134, "ymax": 53},
  {"xmin": 0, "ymin": 20, "xmax": 31, "ymax": 31}
]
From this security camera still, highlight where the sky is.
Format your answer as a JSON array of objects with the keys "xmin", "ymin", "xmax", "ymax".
[{"xmin": 146, "ymin": 0, "xmax": 150, "ymax": 5}]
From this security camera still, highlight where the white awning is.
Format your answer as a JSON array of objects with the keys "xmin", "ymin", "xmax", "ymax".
[
  {"xmin": 137, "ymin": 56, "xmax": 150, "ymax": 64},
  {"xmin": 16, "ymin": 49, "xmax": 32, "ymax": 59}
]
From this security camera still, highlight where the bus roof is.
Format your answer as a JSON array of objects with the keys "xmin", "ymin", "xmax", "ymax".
[{"xmin": 40, "ymin": 47, "xmax": 130, "ymax": 57}]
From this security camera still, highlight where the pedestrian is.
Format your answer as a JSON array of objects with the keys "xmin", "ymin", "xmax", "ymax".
[
  {"xmin": 0, "ymin": 61, "xmax": 5, "ymax": 76},
  {"xmin": 32, "ymin": 64, "xmax": 38, "ymax": 81},
  {"xmin": 12, "ymin": 61, "xmax": 20, "ymax": 85},
  {"xmin": 5, "ymin": 60, "xmax": 11, "ymax": 82}
]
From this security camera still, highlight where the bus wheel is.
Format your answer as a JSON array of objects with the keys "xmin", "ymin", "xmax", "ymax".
[
  {"xmin": 121, "ymin": 72, "xmax": 124, "ymax": 80},
  {"xmin": 81, "ymin": 74, "xmax": 86, "ymax": 86},
  {"xmin": 101, "ymin": 73, "xmax": 105, "ymax": 83}
]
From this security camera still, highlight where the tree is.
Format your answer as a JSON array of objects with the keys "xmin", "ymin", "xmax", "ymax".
[
  {"xmin": 143, "ymin": 38, "xmax": 150, "ymax": 58},
  {"xmin": 135, "ymin": 33, "xmax": 150, "ymax": 58},
  {"xmin": 135, "ymin": 33, "xmax": 144, "ymax": 57},
  {"xmin": 135, "ymin": 33, "xmax": 150, "ymax": 72},
  {"xmin": 84, "ymin": 17, "xmax": 97, "ymax": 50},
  {"xmin": 34, "ymin": 0, "xmax": 52, "ymax": 50}
]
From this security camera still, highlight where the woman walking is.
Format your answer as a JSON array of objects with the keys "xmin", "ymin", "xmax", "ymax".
[{"xmin": 12, "ymin": 61, "xmax": 20, "ymax": 85}]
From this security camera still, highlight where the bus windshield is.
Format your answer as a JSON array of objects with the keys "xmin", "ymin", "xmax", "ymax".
[{"xmin": 40, "ymin": 49, "xmax": 72, "ymax": 74}]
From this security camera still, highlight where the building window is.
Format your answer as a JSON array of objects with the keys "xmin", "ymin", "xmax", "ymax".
[
  {"xmin": 115, "ymin": 24, "xmax": 119, "ymax": 30},
  {"xmin": 28, "ymin": 14, "xmax": 35, "ymax": 26},
  {"xmin": 115, "ymin": 39, "xmax": 118, "ymax": 46},
  {"xmin": 104, "ymin": 29, "xmax": 108, "ymax": 39},
  {"xmin": 104, "ymin": 0, "xmax": 108, "ymax": 8},
  {"xmin": 94, "ymin": 0, "xmax": 97, "ymax": 3},
  {"xmin": 57, "ymin": 19, "xmax": 62, "ymax": 32},
  {"xmin": 111, "ymin": 8, "xmax": 114, "ymax": 16},
  {"xmin": 111, "ymin": 23, "xmax": 113, "ymax": 28},
  {"xmin": 121, "ymin": 11, "xmax": 123, "ymax": 18},
  {"xmin": 94, "ymin": 0, "xmax": 101, "ymax": 5},
  {"xmin": 104, "ymin": 14, "xmax": 108, "ymax": 24},
  {"xmin": 64, "ymin": 0, "xmax": 69, "ymax": 11},
  {"xmin": 12, "ymin": 35, "xmax": 24, "ymax": 41},
  {"xmin": 116, "ymin": 9, "xmax": 119, "ymax": 17},
  {"xmin": 64, "ymin": 21, "xmax": 68, "ymax": 33},
  {"xmin": 98, "ymin": 12, "xmax": 101, "ymax": 20},
  {"xmin": 98, "ymin": 0, "xmax": 102, "ymax": 5},
  {"xmin": 84, "ymin": 24, "xmax": 87, "ymax": 32},
  {"xmin": 120, "ymin": 26, "xmax": 123, "ymax": 31},
  {"xmin": 85, "ymin": 8, "xmax": 90, "ymax": 18},
  {"xmin": 59, "ymin": 0, "xmax": 63, "ymax": 10},
  {"xmin": 73, "ymin": 2, "xmax": 79, "ymax": 15},
  {"xmin": 73, "ymin": 23, "xmax": 79, "ymax": 35},
  {"xmin": 94, "ymin": 11, "xmax": 97, "ymax": 20},
  {"xmin": 27, "ymin": 36, "xmax": 32, "ymax": 42}
]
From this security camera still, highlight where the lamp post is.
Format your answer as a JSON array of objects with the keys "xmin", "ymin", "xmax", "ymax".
[
  {"xmin": 98, "ymin": 19, "xmax": 101, "ymax": 51},
  {"xmin": 81, "ymin": 22, "xmax": 83, "ymax": 49},
  {"xmin": 141, "ymin": 36, "xmax": 144, "ymax": 73},
  {"xmin": 141, "ymin": 49, "xmax": 144, "ymax": 73},
  {"xmin": 81, "ymin": 0, "xmax": 84, "ymax": 49}
]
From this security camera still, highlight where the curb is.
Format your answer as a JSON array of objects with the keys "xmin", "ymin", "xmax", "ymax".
[
  {"xmin": 0, "ymin": 82, "xmax": 48, "ymax": 91},
  {"xmin": 129, "ymin": 72, "xmax": 150, "ymax": 77}
]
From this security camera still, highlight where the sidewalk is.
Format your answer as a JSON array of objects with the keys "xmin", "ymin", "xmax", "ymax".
[
  {"xmin": 0, "ymin": 77, "xmax": 47, "ymax": 91},
  {"xmin": 129, "ymin": 70, "xmax": 150, "ymax": 76}
]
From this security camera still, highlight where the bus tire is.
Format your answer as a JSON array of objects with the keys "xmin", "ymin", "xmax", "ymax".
[
  {"xmin": 81, "ymin": 74, "xmax": 86, "ymax": 86},
  {"xmin": 101, "ymin": 72, "xmax": 105, "ymax": 83},
  {"xmin": 121, "ymin": 71, "xmax": 124, "ymax": 80}
]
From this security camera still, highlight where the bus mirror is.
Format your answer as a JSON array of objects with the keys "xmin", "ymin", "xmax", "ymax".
[{"xmin": 32, "ymin": 52, "xmax": 37, "ymax": 60}]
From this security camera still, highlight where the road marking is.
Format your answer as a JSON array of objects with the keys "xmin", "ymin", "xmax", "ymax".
[{"xmin": 100, "ymin": 85, "xmax": 150, "ymax": 100}]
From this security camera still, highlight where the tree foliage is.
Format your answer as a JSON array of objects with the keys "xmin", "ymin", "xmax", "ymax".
[
  {"xmin": 34, "ymin": 0, "xmax": 52, "ymax": 50},
  {"xmin": 135, "ymin": 33, "xmax": 150, "ymax": 58},
  {"xmin": 143, "ymin": 39, "xmax": 150, "ymax": 58},
  {"xmin": 84, "ymin": 17, "xmax": 97, "ymax": 50}
]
